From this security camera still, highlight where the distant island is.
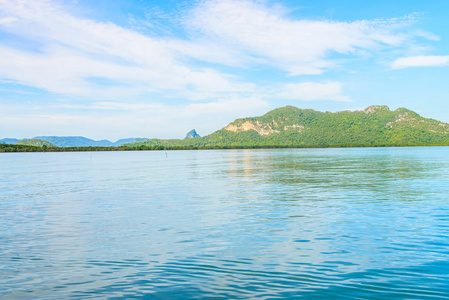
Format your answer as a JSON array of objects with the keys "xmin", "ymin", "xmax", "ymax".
[
  {"xmin": 1, "ymin": 136, "xmax": 149, "ymax": 148},
  {"xmin": 2, "ymin": 105, "xmax": 449, "ymax": 152}
]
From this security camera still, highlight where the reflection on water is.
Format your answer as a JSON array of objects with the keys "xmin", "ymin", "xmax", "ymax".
[{"xmin": 1, "ymin": 147, "xmax": 449, "ymax": 299}]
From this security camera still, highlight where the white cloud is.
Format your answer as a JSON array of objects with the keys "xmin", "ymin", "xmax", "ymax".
[
  {"xmin": 184, "ymin": 96, "xmax": 269, "ymax": 116},
  {"xmin": 58, "ymin": 102, "xmax": 168, "ymax": 111},
  {"xmin": 391, "ymin": 55, "xmax": 449, "ymax": 69},
  {"xmin": 277, "ymin": 82, "xmax": 351, "ymax": 102},
  {"xmin": 412, "ymin": 29, "xmax": 440, "ymax": 41},
  {"xmin": 0, "ymin": 0, "xmax": 252, "ymax": 100},
  {"xmin": 0, "ymin": 16, "xmax": 17, "ymax": 24},
  {"xmin": 0, "ymin": 0, "xmax": 422, "ymax": 100},
  {"xmin": 186, "ymin": 0, "xmax": 413, "ymax": 75}
]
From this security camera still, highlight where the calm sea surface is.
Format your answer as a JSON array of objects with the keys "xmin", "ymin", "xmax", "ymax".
[{"xmin": 1, "ymin": 147, "xmax": 449, "ymax": 299}]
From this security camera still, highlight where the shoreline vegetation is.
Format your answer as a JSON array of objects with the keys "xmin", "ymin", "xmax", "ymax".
[{"xmin": 2, "ymin": 142, "xmax": 449, "ymax": 153}]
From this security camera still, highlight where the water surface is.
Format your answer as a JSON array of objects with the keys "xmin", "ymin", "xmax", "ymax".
[{"xmin": 1, "ymin": 147, "xmax": 449, "ymax": 299}]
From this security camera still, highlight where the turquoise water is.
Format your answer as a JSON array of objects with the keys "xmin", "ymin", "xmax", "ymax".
[{"xmin": 1, "ymin": 147, "xmax": 449, "ymax": 299}]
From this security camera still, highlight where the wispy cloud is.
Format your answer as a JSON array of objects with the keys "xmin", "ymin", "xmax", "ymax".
[
  {"xmin": 276, "ymin": 82, "xmax": 351, "ymax": 102},
  {"xmin": 0, "ymin": 0, "xmax": 422, "ymax": 100},
  {"xmin": 186, "ymin": 0, "xmax": 415, "ymax": 75},
  {"xmin": 0, "ymin": 0, "xmax": 253, "ymax": 100},
  {"xmin": 0, "ymin": 16, "xmax": 17, "ymax": 24},
  {"xmin": 391, "ymin": 55, "xmax": 449, "ymax": 69}
]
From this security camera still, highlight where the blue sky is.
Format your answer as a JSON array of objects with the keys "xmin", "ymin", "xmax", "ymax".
[{"xmin": 1, "ymin": 0, "xmax": 449, "ymax": 140}]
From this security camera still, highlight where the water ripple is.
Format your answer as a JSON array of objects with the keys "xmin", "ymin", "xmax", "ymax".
[{"xmin": 1, "ymin": 148, "xmax": 449, "ymax": 299}]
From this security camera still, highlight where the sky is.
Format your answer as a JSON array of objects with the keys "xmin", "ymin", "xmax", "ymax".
[{"xmin": 1, "ymin": 0, "xmax": 449, "ymax": 141}]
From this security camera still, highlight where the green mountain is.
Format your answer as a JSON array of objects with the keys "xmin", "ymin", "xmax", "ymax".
[
  {"xmin": 130, "ymin": 105, "xmax": 449, "ymax": 148},
  {"xmin": 16, "ymin": 139, "xmax": 57, "ymax": 147}
]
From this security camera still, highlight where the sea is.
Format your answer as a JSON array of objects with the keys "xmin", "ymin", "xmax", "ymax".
[{"xmin": 1, "ymin": 147, "xmax": 449, "ymax": 299}]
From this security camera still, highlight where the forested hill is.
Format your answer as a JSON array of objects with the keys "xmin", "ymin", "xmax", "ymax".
[
  {"xmin": 130, "ymin": 105, "xmax": 449, "ymax": 148},
  {"xmin": 16, "ymin": 139, "xmax": 56, "ymax": 147}
]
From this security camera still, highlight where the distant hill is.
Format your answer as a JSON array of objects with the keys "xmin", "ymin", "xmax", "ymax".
[
  {"xmin": 184, "ymin": 129, "xmax": 201, "ymax": 139},
  {"xmin": 16, "ymin": 139, "xmax": 56, "ymax": 147},
  {"xmin": 31, "ymin": 136, "xmax": 149, "ymax": 147},
  {"xmin": 129, "ymin": 105, "xmax": 449, "ymax": 148},
  {"xmin": 113, "ymin": 138, "xmax": 149, "ymax": 147},
  {"xmin": 0, "ymin": 136, "xmax": 150, "ymax": 147},
  {"xmin": 32, "ymin": 136, "xmax": 111, "ymax": 147},
  {"xmin": 0, "ymin": 138, "xmax": 20, "ymax": 144}
]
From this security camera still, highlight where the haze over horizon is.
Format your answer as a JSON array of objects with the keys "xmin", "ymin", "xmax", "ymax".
[{"xmin": 1, "ymin": 0, "xmax": 449, "ymax": 140}]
